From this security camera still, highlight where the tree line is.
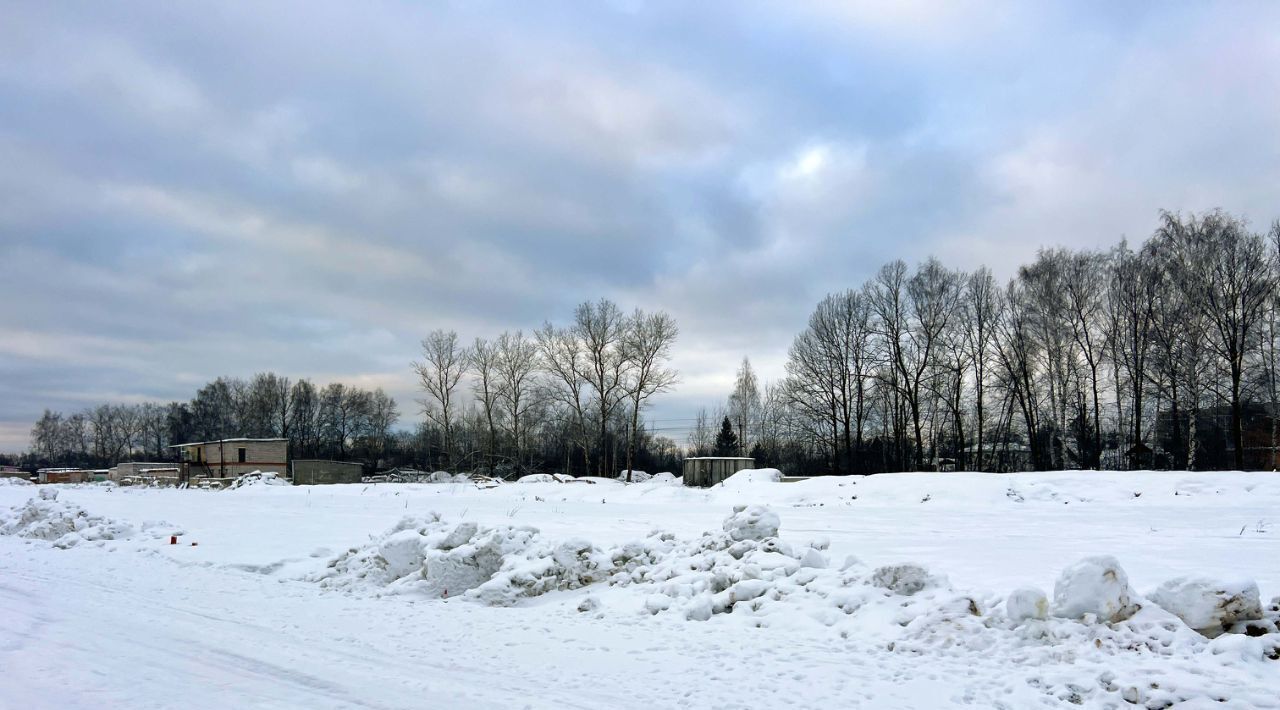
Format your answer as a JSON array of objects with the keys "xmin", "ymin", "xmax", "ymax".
[
  {"xmin": 695, "ymin": 210, "xmax": 1280, "ymax": 474},
  {"xmin": 26, "ymin": 373, "xmax": 399, "ymax": 470}
]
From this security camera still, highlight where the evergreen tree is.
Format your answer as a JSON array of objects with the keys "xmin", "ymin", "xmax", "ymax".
[{"xmin": 713, "ymin": 416, "xmax": 739, "ymax": 455}]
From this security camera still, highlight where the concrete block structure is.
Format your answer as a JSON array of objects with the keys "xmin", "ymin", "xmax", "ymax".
[
  {"xmin": 110, "ymin": 462, "xmax": 178, "ymax": 482},
  {"xmin": 682, "ymin": 457, "xmax": 756, "ymax": 487},
  {"xmin": 291, "ymin": 459, "xmax": 363, "ymax": 485},
  {"xmin": 169, "ymin": 438, "xmax": 288, "ymax": 480}
]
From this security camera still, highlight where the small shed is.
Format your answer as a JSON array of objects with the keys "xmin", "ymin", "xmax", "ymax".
[
  {"xmin": 682, "ymin": 457, "xmax": 755, "ymax": 487},
  {"xmin": 37, "ymin": 468, "xmax": 89, "ymax": 484},
  {"xmin": 291, "ymin": 459, "xmax": 363, "ymax": 485}
]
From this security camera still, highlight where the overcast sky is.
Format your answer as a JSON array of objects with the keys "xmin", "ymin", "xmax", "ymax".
[{"xmin": 3, "ymin": 1, "xmax": 1280, "ymax": 451}]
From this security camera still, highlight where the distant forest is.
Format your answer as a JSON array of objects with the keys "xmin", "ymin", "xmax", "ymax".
[{"xmin": 15, "ymin": 210, "xmax": 1280, "ymax": 476}]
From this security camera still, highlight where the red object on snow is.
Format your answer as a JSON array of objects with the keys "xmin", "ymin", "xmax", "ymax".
[{"xmin": 170, "ymin": 535, "xmax": 177, "ymax": 545}]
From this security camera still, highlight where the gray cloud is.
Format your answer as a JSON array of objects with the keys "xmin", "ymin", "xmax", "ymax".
[{"xmin": 3, "ymin": 1, "xmax": 1280, "ymax": 449}]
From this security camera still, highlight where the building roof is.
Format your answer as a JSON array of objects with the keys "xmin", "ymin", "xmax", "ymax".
[{"xmin": 168, "ymin": 437, "xmax": 289, "ymax": 448}]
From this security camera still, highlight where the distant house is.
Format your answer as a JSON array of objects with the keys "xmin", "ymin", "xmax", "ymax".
[
  {"xmin": 169, "ymin": 438, "xmax": 289, "ymax": 479},
  {"xmin": 0, "ymin": 465, "xmax": 26, "ymax": 479}
]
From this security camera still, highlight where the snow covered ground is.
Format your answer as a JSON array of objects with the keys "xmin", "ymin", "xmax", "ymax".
[{"xmin": 1, "ymin": 471, "xmax": 1278, "ymax": 709}]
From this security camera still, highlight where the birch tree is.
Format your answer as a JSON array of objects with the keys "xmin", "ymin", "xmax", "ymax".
[
  {"xmin": 412, "ymin": 329, "xmax": 470, "ymax": 469},
  {"xmin": 620, "ymin": 309, "xmax": 679, "ymax": 482}
]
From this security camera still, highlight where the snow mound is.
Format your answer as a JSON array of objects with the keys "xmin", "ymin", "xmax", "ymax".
[
  {"xmin": 0, "ymin": 489, "xmax": 136, "ymax": 548},
  {"xmin": 617, "ymin": 470, "xmax": 650, "ymax": 482},
  {"xmin": 1053, "ymin": 555, "xmax": 1141, "ymax": 623},
  {"xmin": 719, "ymin": 468, "xmax": 783, "ymax": 487},
  {"xmin": 228, "ymin": 471, "xmax": 289, "ymax": 489},
  {"xmin": 722, "ymin": 505, "xmax": 780, "ymax": 541},
  {"xmin": 643, "ymin": 472, "xmax": 679, "ymax": 485},
  {"xmin": 0, "ymin": 476, "xmax": 31, "ymax": 486},
  {"xmin": 1148, "ymin": 577, "xmax": 1263, "ymax": 637}
]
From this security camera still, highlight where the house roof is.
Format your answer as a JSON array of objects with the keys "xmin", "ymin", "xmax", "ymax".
[{"xmin": 168, "ymin": 437, "xmax": 289, "ymax": 448}]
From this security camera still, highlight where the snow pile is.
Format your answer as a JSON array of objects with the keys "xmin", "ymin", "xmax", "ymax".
[
  {"xmin": 310, "ymin": 513, "xmax": 611, "ymax": 605},
  {"xmin": 306, "ymin": 500, "xmax": 1280, "ymax": 701},
  {"xmin": 0, "ymin": 477, "xmax": 32, "ymax": 486},
  {"xmin": 1148, "ymin": 577, "xmax": 1263, "ymax": 637},
  {"xmin": 617, "ymin": 470, "xmax": 651, "ymax": 482},
  {"xmin": 0, "ymin": 488, "xmax": 136, "ymax": 548},
  {"xmin": 227, "ymin": 471, "xmax": 289, "ymax": 489},
  {"xmin": 642, "ymin": 472, "xmax": 679, "ymax": 485},
  {"xmin": 1052, "ymin": 555, "xmax": 1141, "ymax": 623},
  {"xmin": 719, "ymin": 468, "xmax": 782, "ymax": 487}
]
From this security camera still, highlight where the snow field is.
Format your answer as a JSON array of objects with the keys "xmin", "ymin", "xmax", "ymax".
[{"xmin": 2, "ymin": 470, "xmax": 1279, "ymax": 708}]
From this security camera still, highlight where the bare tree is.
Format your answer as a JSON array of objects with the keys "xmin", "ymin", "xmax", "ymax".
[
  {"xmin": 784, "ymin": 290, "xmax": 873, "ymax": 474},
  {"xmin": 620, "ymin": 310, "xmax": 679, "ymax": 481},
  {"xmin": 412, "ymin": 329, "xmax": 470, "ymax": 469},
  {"xmin": 961, "ymin": 268, "xmax": 1003, "ymax": 470},
  {"xmin": 727, "ymin": 357, "xmax": 760, "ymax": 455},
  {"xmin": 1171, "ymin": 211, "xmax": 1273, "ymax": 469},
  {"xmin": 574, "ymin": 299, "xmax": 630, "ymax": 475},
  {"xmin": 470, "ymin": 337, "xmax": 503, "ymax": 471},
  {"xmin": 1107, "ymin": 240, "xmax": 1159, "ymax": 464},
  {"xmin": 687, "ymin": 408, "xmax": 712, "ymax": 456},
  {"xmin": 536, "ymin": 323, "xmax": 591, "ymax": 475},
  {"xmin": 870, "ymin": 258, "xmax": 961, "ymax": 469},
  {"xmin": 1060, "ymin": 252, "xmax": 1107, "ymax": 468},
  {"xmin": 496, "ymin": 330, "xmax": 542, "ymax": 473}
]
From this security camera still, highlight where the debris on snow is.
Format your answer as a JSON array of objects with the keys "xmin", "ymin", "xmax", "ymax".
[{"xmin": 227, "ymin": 471, "xmax": 289, "ymax": 489}]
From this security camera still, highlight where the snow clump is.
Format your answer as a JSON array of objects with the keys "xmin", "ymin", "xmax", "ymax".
[
  {"xmin": 722, "ymin": 504, "xmax": 780, "ymax": 541},
  {"xmin": 1053, "ymin": 555, "xmax": 1141, "ymax": 623},
  {"xmin": 0, "ymin": 476, "xmax": 32, "ymax": 486},
  {"xmin": 1148, "ymin": 577, "xmax": 1263, "ymax": 637},
  {"xmin": 870, "ymin": 564, "xmax": 939, "ymax": 596},
  {"xmin": 1006, "ymin": 587, "xmax": 1049, "ymax": 622}
]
